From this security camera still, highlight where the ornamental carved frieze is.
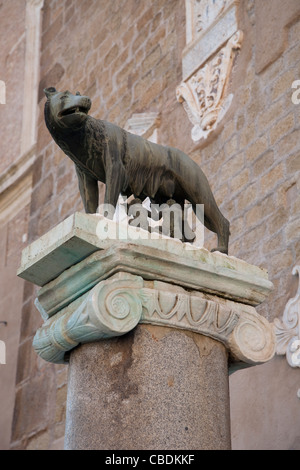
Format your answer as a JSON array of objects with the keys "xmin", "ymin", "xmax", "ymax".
[
  {"xmin": 176, "ymin": 30, "xmax": 243, "ymax": 142},
  {"xmin": 274, "ymin": 266, "xmax": 300, "ymax": 368}
]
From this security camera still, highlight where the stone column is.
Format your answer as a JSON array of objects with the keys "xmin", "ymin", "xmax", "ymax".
[
  {"xmin": 18, "ymin": 212, "xmax": 276, "ymax": 450},
  {"xmin": 66, "ymin": 328, "xmax": 230, "ymax": 450}
]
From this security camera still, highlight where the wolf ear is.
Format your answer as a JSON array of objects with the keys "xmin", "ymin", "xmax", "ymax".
[{"xmin": 44, "ymin": 87, "xmax": 57, "ymax": 98}]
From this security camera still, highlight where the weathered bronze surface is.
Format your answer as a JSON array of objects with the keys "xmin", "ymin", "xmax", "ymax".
[{"xmin": 44, "ymin": 87, "xmax": 230, "ymax": 253}]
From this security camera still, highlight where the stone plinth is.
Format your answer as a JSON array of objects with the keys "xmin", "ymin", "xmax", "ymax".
[{"xmin": 17, "ymin": 212, "xmax": 276, "ymax": 450}]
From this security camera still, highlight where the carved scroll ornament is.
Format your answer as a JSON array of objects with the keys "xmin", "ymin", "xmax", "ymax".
[
  {"xmin": 33, "ymin": 272, "xmax": 275, "ymax": 367},
  {"xmin": 176, "ymin": 31, "xmax": 243, "ymax": 142},
  {"xmin": 274, "ymin": 266, "xmax": 300, "ymax": 367},
  {"xmin": 33, "ymin": 273, "xmax": 144, "ymax": 363}
]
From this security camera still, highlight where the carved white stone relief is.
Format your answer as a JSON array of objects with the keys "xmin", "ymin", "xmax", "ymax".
[
  {"xmin": 33, "ymin": 272, "xmax": 275, "ymax": 367},
  {"xmin": 185, "ymin": 0, "xmax": 234, "ymax": 44},
  {"xmin": 177, "ymin": 30, "xmax": 243, "ymax": 142},
  {"xmin": 178, "ymin": 0, "xmax": 242, "ymax": 142},
  {"xmin": 124, "ymin": 112, "xmax": 160, "ymax": 143},
  {"xmin": 274, "ymin": 266, "xmax": 300, "ymax": 368}
]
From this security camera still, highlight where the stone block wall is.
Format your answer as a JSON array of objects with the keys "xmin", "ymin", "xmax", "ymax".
[{"xmin": 1, "ymin": 0, "xmax": 299, "ymax": 450}]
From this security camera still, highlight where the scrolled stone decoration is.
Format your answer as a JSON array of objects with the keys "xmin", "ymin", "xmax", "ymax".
[
  {"xmin": 33, "ymin": 272, "xmax": 276, "ymax": 368},
  {"xmin": 93, "ymin": 273, "xmax": 144, "ymax": 334},
  {"xmin": 274, "ymin": 266, "xmax": 300, "ymax": 368},
  {"xmin": 228, "ymin": 309, "xmax": 276, "ymax": 365},
  {"xmin": 33, "ymin": 273, "xmax": 144, "ymax": 363}
]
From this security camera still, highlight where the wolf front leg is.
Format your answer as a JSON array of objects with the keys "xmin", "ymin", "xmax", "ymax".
[
  {"xmin": 103, "ymin": 163, "xmax": 126, "ymax": 219},
  {"xmin": 75, "ymin": 165, "xmax": 99, "ymax": 213}
]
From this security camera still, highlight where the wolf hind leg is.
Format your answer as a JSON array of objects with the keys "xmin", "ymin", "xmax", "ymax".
[
  {"xmin": 211, "ymin": 216, "xmax": 230, "ymax": 255},
  {"xmin": 202, "ymin": 210, "xmax": 230, "ymax": 255}
]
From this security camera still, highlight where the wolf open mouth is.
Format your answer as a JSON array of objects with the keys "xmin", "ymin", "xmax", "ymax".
[{"xmin": 59, "ymin": 106, "xmax": 89, "ymax": 117}]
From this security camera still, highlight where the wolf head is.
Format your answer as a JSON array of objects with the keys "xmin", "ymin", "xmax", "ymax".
[{"xmin": 44, "ymin": 87, "xmax": 92, "ymax": 131}]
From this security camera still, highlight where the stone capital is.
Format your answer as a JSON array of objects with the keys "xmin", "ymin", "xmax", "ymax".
[
  {"xmin": 18, "ymin": 213, "xmax": 275, "ymax": 370},
  {"xmin": 32, "ymin": 271, "xmax": 275, "ymax": 367}
]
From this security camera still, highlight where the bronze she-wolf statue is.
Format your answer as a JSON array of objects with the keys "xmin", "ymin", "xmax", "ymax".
[{"xmin": 44, "ymin": 87, "xmax": 230, "ymax": 254}]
